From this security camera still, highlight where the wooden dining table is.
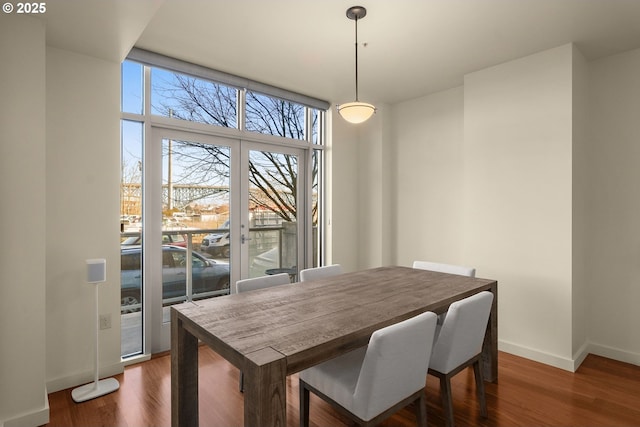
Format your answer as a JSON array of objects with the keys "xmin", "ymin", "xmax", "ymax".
[{"xmin": 171, "ymin": 265, "xmax": 498, "ymax": 427}]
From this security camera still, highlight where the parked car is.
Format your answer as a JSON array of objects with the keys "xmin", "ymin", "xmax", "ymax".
[
  {"xmin": 200, "ymin": 232, "xmax": 230, "ymax": 257},
  {"xmin": 120, "ymin": 245, "xmax": 230, "ymax": 313},
  {"xmin": 200, "ymin": 220, "xmax": 231, "ymax": 257},
  {"xmin": 121, "ymin": 234, "xmax": 187, "ymax": 247},
  {"xmin": 249, "ymin": 246, "xmax": 279, "ymax": 277}
]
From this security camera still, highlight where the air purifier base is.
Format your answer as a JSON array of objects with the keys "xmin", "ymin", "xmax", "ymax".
[{"xmin": 71, "ymin": 378, "xmax": 120, "ymax": 403}]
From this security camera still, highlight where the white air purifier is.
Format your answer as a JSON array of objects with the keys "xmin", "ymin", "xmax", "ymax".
[{"xmin": 72, "ymin": 259, "xmax": 120, "ymax": 402}]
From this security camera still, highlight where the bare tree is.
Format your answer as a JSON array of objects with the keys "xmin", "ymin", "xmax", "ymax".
[
  {"xmin": 153, "ymin": 73, "xmax": 317, "ymax": 223},
  {"xmin": 120, "ymin": 158, "xmax": 142, "ymax": 217}
]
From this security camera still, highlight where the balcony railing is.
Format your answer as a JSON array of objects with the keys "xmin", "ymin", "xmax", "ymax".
[{"xmin": 119, "ymin": 225, "xmax": 293, "ymax": 313}]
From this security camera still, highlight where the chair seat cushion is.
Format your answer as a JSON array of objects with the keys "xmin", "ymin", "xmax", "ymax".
[{"xmin": 300, "ymin": 347, "xmax": 367, "ymax": 413}]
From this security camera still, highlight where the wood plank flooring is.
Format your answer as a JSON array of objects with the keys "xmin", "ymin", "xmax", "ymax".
[{"xmin": 46, "ymin": 347, "xmax": 640, "ymax": 427}]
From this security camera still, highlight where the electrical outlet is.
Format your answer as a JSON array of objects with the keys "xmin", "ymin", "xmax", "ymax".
[{"xmin": 99, "ymin": 314, "xmax": 112, "ymax": 330}]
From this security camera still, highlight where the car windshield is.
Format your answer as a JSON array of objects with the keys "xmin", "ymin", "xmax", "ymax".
[
  {"xmin": 172, "ymin": 234, "xmax": 186, "ymax": 243},
  {"xmin": 121, "ymin": 236, "xmax": 140, "ymax": 245}
]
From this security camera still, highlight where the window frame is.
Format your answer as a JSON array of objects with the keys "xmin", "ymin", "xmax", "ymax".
[
  {"xmin": 120, "ymin": 54, "xmax": 328, "ymax": 359},
  {"xmin": 121, "ymin": 55, "xmax": 328, "ymax": 265}
]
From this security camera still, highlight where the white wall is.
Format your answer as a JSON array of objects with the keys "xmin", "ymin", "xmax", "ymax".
[
  {"xmin": 328, "ymin": 111, "xmax": 360, "ymax": 271},
  {"xmin": 385, "ymin": 43, "xmax": 640, "ymax": 370},
  {"xmin": 390, "ymin": 87, "xmax": 466, "ymax": 267},
  {"xmin": 45, "ymin": 47, "xmax": 123, "ymax": 392},
  {"xmin": 0, "ymin": 15, "xmax": 49, "ymax": 427},
  {"xmin": 571, "ymin": 46, "xmax": 589, "ymax": 363},
  {"xmin": 355, "ymin": 112, "xmax": 383, "ymax": 268},
  {"xmin": 331, "ymin": 104, "xmax": 395, "ymax": 271},
  {"xmin": 0, "ymin": 14, "xmax": 123, "ymax": 426},
  {"xmin": 586, "ymin": 48, "xmax": 640, "ymax": 365},
  {"xmin": 464, "ymin": 44, "xmax": 575, "ymax": 368},
  {"xmin": 388, "ymin": 45, "xmax": 594, "ymax": 371},
  {"xmin": 356, "ymin": 105, "xmax": 394, "ymax": 268},
  {"xmin": 364, "ymin": 105, "xmax": 396, "ymax": 266}
]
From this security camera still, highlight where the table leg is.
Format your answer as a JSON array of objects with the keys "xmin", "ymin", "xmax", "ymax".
[
  {"xmin": 243, "ymin": 348, "xmax": 287, "ymax": 427},
  {"xmin": 482, "ymin": 284, "xmax": 498, "ymax": 382},
  {"xmin": 171, "ymin": 310, "xmax": 199, "ymax": 427}
]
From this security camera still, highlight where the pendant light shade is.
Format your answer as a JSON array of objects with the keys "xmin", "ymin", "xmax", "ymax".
[
  {"xmin": 337, "ymin": 101, "xmax": 376, "ymax": 124},
  {"xmin": 338, "ymin": 6, "xmax": 376, "ymax": 124}
]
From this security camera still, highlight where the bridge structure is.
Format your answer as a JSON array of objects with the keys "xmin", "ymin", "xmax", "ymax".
[
  {"xmin": 121, "ymin": 183, "xmax": 230, "ymax": 209},
  {"xmin": 121, "ymin": 183, "xmax": 296, "ymax": 217}
]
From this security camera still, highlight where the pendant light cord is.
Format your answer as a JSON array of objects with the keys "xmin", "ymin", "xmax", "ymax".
[{"xmin": 354, "ymin": 15, "xmax": 359, "ymax": 101}]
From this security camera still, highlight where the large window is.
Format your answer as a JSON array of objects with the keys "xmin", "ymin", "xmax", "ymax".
[
  {"xmin": 120, "ymin": 52, "xmax": 327, "ymax": 358},
  {"xmin": 151, "ymin": 68, "xmax": 239, "ymax": 128},
  {"xmin": 245, "ymin": 91, "xmax": 306, "ymax": 140}
]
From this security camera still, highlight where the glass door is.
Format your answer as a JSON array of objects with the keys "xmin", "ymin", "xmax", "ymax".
[
  {"xmin": 130, "ymin": 129, "xmax": 308, "ymax": 354},
  {"xmin": 148, "ymin": 127, "xmax": 239, "ymax": 353},
  {"xmin": 242, "ymin": 143, "xmax": 306, "ymax": 282}
]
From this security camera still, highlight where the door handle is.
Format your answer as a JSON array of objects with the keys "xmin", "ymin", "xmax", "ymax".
[{"xmin": 241, "ymin": 234, "xmax": 252, "ymax": 244}]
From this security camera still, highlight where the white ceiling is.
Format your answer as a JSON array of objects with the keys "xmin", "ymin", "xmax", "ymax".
[{"xmin": 41, "ymin": 0, "xmax": 640, "ymax": 105}]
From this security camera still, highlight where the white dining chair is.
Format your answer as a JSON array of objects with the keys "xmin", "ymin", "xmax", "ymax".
[
  {"xmin": 299, "ymin": 311, "xmax": 438, "ymax": 427},
  {"xmin": 234, "ymin": 272, "xmax": 291, "ymax": 294},
  {"xmin": 412, "ymin": 260, "xmax": 476, "ymax": 278},
  {"xmin": 428, "ymin": 291, "xmax": 494, "ymax": 427},
  {"xmin": 299, "ymin": 264, "xmax": 342, "ymax": 282},
  {"xmin": 235, "ymin": 272, "xmax": 290, "ymax": 392},
  {"xmin": 413, "ymin": 260, "xmax": 476, "ymax": 325}
]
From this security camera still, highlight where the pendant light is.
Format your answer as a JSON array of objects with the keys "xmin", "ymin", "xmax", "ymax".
[{"xmin": 337, "ymin": 6, "xmax": 376, "ymax": 124}]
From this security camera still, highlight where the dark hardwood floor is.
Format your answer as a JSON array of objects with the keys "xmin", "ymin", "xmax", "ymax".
[{"xmin": 46, "ymin": 347, "xmax": 640, "ymax": 427}]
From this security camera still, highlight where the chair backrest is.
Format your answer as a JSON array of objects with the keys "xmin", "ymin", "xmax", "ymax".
[
  {"xmin": 412, "ymin": 260, "xmax": 476, "ymax": 278},
  {"xmin": 429, "ymin": 291, "xmax": 494, "ymax": 374},
  {"xmin": 352, "ymin": 311, "xmax": 438, "ymax": 421},
  {"xmin": 299, "ymin": 264, "xmax": 343, "ymax": 282},
  {"xmin": 234, "ymin": 273, "xmax": 290, "ymax": 294}
]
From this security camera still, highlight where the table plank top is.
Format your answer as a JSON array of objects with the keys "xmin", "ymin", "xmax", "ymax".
[{"xmin": 172, "ymin": 265, "xmax": 496, "ymax": 374}]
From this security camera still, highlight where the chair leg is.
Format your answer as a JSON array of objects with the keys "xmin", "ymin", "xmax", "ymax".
[
  {"xmin": 300, "ymin": 380, "xmax": 310, "ymax": 427},
  {"xmin": 439, "ymin": 375, "xmax": 455, "ymax": 427},
  {"xmin": 414, "ymin": 392, "xmax": 427, "ymax": 427},
  {"xmin": 473, "ymin": 360, "xmax": 488, "ymax": 417},
  {"xmin": 239, "ymin": 371, "xmax": 244, "ymax": 393}
]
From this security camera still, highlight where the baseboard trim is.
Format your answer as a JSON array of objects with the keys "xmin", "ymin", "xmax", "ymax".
[
  {"xmin": 571, "ymin": 340, "xmax": 590, "ymax": 371},
  {"xmin": 2, "ymin": 388, "xmax": 49, "ymax": 427},
  {"xmin": 46, "ymin": 361, "xmax": 124, "ymax": 394},
  {"xmin": 499, "ymin": 339, "xmax": 640, "ymax": 372},
  {"xmin": 587, "ymin": 342, "xmax": 640, "ymax": 366},
  {"xmin": 499, "ymin": 339, "xmax": 577, "ymax": 372}
]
